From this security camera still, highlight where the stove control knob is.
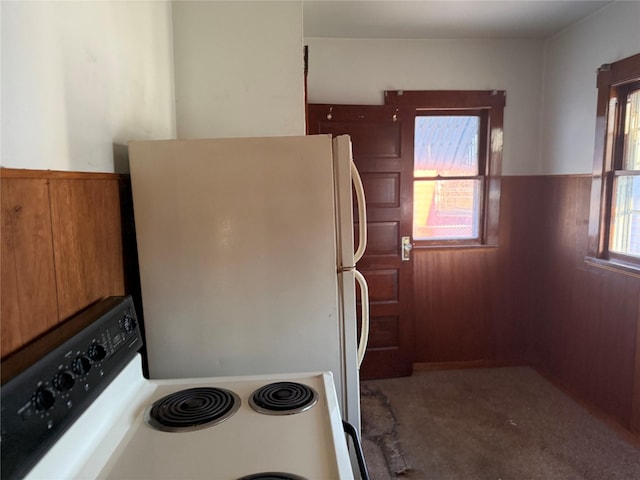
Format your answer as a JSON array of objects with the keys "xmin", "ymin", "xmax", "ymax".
[
  {"xmin": 121, "ymin": 314, "xmax": 137, "ymax": 334},
  {"xmin": 72, "ymin": 355, "xmax": 92, "ymax": 376},
  {"xmin": 32, "ymin": 387, "xmax": 56, "ymax": 411},
  {"xmin": 53, "ymin": 371, "xmax": 75, "ymax": 391},
  {"xmin": 88, "ymin": 344, "xmax": 107, "ymax": 362}
]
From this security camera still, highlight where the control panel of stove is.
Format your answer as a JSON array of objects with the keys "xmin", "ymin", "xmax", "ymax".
[{"xmin": 1, "ymin": 295, "xmax": 143, "ymax": 480}]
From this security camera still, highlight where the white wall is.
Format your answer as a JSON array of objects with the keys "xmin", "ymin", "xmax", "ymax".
[
  {"xmin": 305, "ymin": 37, "xmax": 545, "ymax": 175},
  {"xmin": 540, "ymin": 1, "xmax": 640, "ymax": 175},
  {"xmin": 1, "ymin": 1, "xmax": 176, "ymax": 173},
  {"xmin": 172, "ymin": 1, "xmax": 305, "ymax": 139}
]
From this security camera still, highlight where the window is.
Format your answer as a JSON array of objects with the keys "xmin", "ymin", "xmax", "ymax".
[
  {"xmin": 609, "ymin": 86, "xmax": 640, "ymax": 258},
  {"xmin": 413, "ymin": 112, "xmax": 484, "ymax": 241},
  {"xmin": 385, "ymin": 90, "xmax": 505, "ymax": 246},
  {"xmin": 588, "ymin": 53, "xmax": 640, "ymax": 272}
]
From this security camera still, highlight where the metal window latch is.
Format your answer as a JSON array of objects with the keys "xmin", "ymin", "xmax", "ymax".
[{"xmin": 401, "ymin": 236, "xmax": 413, "ymax": 261}]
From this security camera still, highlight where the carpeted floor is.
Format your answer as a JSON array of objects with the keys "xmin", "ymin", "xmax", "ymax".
[{"xmin": 360, "ymin": 367, "xmax": 640, "ymax": 480}]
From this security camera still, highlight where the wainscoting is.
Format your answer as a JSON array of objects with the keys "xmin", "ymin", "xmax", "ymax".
[
  {"xmin": 2, "ymin": 168, "xmax": 638, "ymax": 436},
  {"xmin": 412, "ymin": 175, "xmax": 640, "ymax": 435}
]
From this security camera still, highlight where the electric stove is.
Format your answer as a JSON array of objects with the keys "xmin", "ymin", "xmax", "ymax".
[{"xmin": 1, "ymin": 296, "xmax": 364, "ymax": 479}]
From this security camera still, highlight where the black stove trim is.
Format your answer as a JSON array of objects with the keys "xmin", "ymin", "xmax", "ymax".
[{"xmin": 0, "ymin": 295, "xmax": 143, "ymax": 480}]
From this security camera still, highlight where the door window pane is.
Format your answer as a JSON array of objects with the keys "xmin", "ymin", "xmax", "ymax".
[
  {"xmin": 414, "ymin": 116, "xmax": 479, "ymax": 177},
  {"xmin": 413, "ymin": 179, "xmax": 481, "ymax": 240},
  {"xmin": 610, "ymin": 175, "xmax": 640, "ymax": 257}
]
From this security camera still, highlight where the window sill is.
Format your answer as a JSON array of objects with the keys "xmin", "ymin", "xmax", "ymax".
[
  {"xmin": 584, "ymin": 256, "xmax": 640, "ymax": 279},
  {"xmin": 414, "ymin": 243, "xmax": 499, "ymax": 252}
]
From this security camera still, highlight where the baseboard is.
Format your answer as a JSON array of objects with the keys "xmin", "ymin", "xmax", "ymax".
[{"xmin": 412, "ymin": 359, "xmax": 523, "ymax": 371}]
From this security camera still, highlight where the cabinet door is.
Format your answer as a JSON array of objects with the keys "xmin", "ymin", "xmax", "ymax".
[
  {"xmin": 49, "ymin": 179, "xmax": 124, "ymax": 320},
  {"xmin": 1, "ymin": 178, "xmax": 58, "ymax": 358}
]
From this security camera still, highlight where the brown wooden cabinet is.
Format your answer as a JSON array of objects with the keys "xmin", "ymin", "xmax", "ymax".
[{"xmin": 1, "ymin": 169, "xmax": 128, "ymax": 358}]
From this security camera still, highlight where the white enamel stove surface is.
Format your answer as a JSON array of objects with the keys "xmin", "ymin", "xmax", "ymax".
[{"xmin": 27, "ymin": 355, "xmax": 354, "ymax": 480}]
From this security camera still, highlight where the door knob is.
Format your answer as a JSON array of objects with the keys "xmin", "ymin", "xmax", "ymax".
[{"xmin": 401, "ymin": 236, "xmax": 413, "ymax": 261}]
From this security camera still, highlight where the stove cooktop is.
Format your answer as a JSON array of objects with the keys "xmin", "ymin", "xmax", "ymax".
[{"xmin": 88, "ymin": 368, "xmax": 351, "ymax": 480}]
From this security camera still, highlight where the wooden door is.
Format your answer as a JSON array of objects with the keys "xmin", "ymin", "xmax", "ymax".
[{"xmin": 308, "ymin": 104, "xmax": 414, "ymax": 379}]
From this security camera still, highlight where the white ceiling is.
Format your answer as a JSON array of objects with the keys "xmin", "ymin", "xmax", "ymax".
[{"xmin": 303, "ymin": 1, "xmax": 615, "ymax": 39}]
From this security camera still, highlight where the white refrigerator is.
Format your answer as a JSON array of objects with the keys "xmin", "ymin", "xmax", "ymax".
[{"xmin": 128, "ymin": 134, "xmax": 369, "ymax": 430}]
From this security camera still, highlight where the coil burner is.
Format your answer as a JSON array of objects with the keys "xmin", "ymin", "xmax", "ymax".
[
  {"xmin": 249, "ymin": 382, "xmax": 318, "ymax": 415},
  {"xmin": 145, "ymin": 387, "xmax": 240, "ymax": 432},
  {"xmin": 239, "ymin": 472, "xmax": 308, "ymax": 480}
]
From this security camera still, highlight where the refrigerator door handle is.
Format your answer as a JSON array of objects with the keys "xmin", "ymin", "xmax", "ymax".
[
  {"xmin": 351, "ymin": 160, "xmax": 367, "ymax": 263},
  {"xmin": 354, "ymin": 269, "xmax": 370, "ymax": 368}
]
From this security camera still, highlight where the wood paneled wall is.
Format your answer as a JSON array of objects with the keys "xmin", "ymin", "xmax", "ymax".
[
  {"xmin": 413, "ymin": 174, "xmax": 640, "ymax": 435},
  {"xmin": 530, "ymin": 176, "xmax": 640, "ymax": 435},
  {"xmin": 1, "ymin": 169, "xmax": 133, "ymax": 359}
]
